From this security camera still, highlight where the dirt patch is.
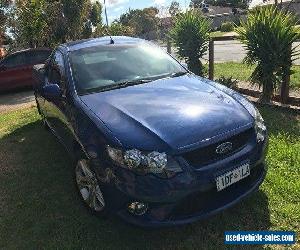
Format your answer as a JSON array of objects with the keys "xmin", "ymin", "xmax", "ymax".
[{"xmin": 238, "ymin": 80, "xmax": 300, "ymax": 98}]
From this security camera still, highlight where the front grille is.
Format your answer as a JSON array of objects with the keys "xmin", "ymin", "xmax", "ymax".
[
  {"xmin": 182, "ymin": 128, "xmax": 254, "ymax": 167},
  {"xmin": 171, "ymin": 164, "xmax": 264, "ymax": 219}
]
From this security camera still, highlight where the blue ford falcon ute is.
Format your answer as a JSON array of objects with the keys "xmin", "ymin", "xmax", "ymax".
[{"xmin": 33, "ymin": 36, "xmax": 268, "ymax": 227}]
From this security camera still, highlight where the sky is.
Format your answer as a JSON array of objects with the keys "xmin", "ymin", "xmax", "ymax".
[
  {"xmin": 102, "ymin": 0, "xmax": 191, "ymax": 23},
  {"xmin": 102, "ymin": 0, "xmax": 263, "ymax": 23}
]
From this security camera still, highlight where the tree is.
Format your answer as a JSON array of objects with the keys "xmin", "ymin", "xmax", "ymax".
[
  {"xmin": 0, "ymin": 0, "xmax": 12, "ymax": 46},
  {"xmin": 236, "ymin": 6, "xmax": 300, "ymax": 103},
  {"xmin": 119, "ymin": 7, "xmax": 159, "ymax": 39},
  {"xmin": 100, "ymin": 22, "xmax": 135, "ymax": 37},
  {"xmin": 14, "ymin": 0, "xmax": 49, "ymax": 48},
  {"xmin": 61, "ymin": 0, "xmax": 92, "ymax": 41},
  {"xmin": 169, "ymin": 1, "xmax": 180, "ymax": 16},
  {"xmin": 119, "ymin": 8, "xmax": 135, "ymax": 26},
  {"xmin": 90, "ymin": 1, "xmax": 102, "ymax": 26},
  {"xmin": 82, "ymin": 1, "xmax": 103, "ymax": 39},
  {"xmin": 171, "ymin": 10, "xmax": 211, "ymax": 76},
  {"xmin": 94, "ymin": 20, "xmax": 135, "ymax": 38},
  {"xmin": 43, "ymin": 1, "xmax": 68, "ymax": 45},
  {"xmin": 12, "ymin": 0, "xmax": 103, "ymax": 48}
]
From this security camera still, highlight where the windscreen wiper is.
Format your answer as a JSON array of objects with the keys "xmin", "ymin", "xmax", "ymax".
[
  {"xmin": 80, "ymin": 73, "xmax": 188, "ymax": 95},
  {"xmin": 170, "ymin": 71, "xmax": 188, "ymax": 78},
  {"xmin": 81, "ymin": 79, "xmax": 153, "ymax": 95},
  {"xmin": 117, "ymin": 79, "xmax": 153, "ymax": 88}
]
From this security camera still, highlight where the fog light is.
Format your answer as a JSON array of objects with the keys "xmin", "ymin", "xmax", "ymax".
[{"xmin": 127, "ymin": 202, "xmax": 148, "ymax": 216}]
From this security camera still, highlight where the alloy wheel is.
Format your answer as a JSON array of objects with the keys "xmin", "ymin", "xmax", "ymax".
[{"xmin": 75, "ymin": 159, "xmax": 105, "ymax": 212}]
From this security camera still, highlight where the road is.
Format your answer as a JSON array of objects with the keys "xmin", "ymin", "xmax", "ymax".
[
  {"xmin": 204, "ymin": 40, "xmax": 246, "ymax": 63},
  {"xmin": 209, "ymin": 41, "xmax": 300, "ymax": 64},
  {"xmin": 162, "ymin": 41, "xmax": 300, "ymax": 65},
  {"xmin": 0, "ymin": 90, "xmax": 35, "ymax": 113}
]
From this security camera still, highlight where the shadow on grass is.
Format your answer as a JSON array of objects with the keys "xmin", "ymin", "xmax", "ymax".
[
  {"xmin": 0, "ymin": 120, "xmax": 272, "ymax": 250},
  {"xmin": 258, "ymin": 105, "xmax": 300, "ymax": 138}
]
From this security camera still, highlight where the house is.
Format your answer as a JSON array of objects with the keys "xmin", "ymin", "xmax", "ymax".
[{"xmin": 254, "ymin": 0, "xmax": 300, "ymax": 18}]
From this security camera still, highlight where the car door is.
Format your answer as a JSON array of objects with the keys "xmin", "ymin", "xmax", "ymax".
[
  {"xmin": 0, "ymin": 52, "xmax": 29, "ymax": 92},
  {"xmin": 44, "ymin": 50, "xmax": 74, "ymax": 150}
]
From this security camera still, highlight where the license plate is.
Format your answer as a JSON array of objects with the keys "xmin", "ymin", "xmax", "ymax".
[{"xmin": 216, "ymin": 163, "xmax": 250, "ymax": 191}]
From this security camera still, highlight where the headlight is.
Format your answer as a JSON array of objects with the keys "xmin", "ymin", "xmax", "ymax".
[
  {"xmin": 254, "ymin": 107, "xmax": 266, "ymax": 143},
  {"xmin": 106, "ymin": 146, "xmax": 182, "ymax": 178}
]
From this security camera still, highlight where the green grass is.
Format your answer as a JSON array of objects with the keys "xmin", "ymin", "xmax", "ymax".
[
  {"xmin": 214, "ymin": 62, "xmax": 300, "ymax": 90},
  {"xmin": 210, "ymin": 31, "xmax": 229, "ymax": 38},
  {"xmin": 0, "ymin": 107, "xmax": 299, "ymax": 249}
]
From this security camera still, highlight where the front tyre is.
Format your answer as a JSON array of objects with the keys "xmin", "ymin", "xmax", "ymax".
[
  {"xmin": 75, "ymin": 159, "xmax": 106, "ymax": 213},
  {"xmin": 41, "ymin": 115, "xmax": 50, "ymax": 130}
]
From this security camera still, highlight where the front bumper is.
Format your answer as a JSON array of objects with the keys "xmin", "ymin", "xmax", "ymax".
[
  {"xmin": 98, "ymin": 133, "xmax": 268, "ymax": 228},
  {"xmin": 117, "ymin": 162, "xmax": 266, "ymax": 228}
]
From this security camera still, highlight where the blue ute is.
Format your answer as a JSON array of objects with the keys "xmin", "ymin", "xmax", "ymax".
[{"xmin": 34, "ymin": 36, "xmax": 268, "ymax": 227}]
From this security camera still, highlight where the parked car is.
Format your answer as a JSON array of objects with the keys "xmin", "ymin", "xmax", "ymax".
[
  {"xmin": 0, "ymin": 48, "xmax": 51, "ymax": 92},
  {"xmin": 33, "ymin": 37, "xmax": 268, "ymax": 227}
]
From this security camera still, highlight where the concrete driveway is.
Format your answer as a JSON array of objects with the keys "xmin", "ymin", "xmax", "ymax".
[{"xmin": 0, "ymin": 90, "xmax": 35, "ymax": 113}]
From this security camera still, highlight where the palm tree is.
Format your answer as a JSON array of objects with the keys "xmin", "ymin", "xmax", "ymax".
[
  {"xmin": 171, "ymin": 10, "xmax": 210, "ymax": 76},
  {"xmin": 236, "ymin": 5, "xmax": 300, "ymax": 103}
]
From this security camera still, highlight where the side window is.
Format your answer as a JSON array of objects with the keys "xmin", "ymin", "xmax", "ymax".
[
  {"xmin": 27, "ymin": 50, "xmax": 51, "ymax": 65},
  {"xmin": 47, "ymin": 50, "xmax": 65, "ymax": 88},
  {"xmin": 3, "ymin": 53, "xmax": 26, "ymax": 68}
]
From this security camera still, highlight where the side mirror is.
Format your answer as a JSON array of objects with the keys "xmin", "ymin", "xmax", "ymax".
[{"xmin": 42, "ymin": 84, "xmax": 62, "ymax": 100}]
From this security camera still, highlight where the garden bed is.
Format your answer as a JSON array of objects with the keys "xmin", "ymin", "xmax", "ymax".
[
  {"xmin": 236, "ymin": 83, "xmax": 300, "ymax": 107},
  {"xmin": 214, "ymin": 62, "xmax": 300, "ymax": 106},
  {"xmin": 214, "ymin": 62, "xmax": 300, "ymax": 95}
]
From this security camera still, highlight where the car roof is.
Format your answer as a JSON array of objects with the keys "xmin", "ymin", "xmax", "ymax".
[
  {"xmin": 4, "ymin": 48, "xmax": 51, "ymax": 57},
  {"xmin": 62, "ymin": 36, "xmax": 146, "ymax": 52},
  {"xmin": 0, "ymin": 48, "xmax": 52, "ymax": 62},
  {"xmin": 12, "ymin": 48, "xmax": 51, "ymax": 54}
]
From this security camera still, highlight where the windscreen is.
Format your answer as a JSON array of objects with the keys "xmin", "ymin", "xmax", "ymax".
[{"xmin": 69, "ymin": 43, "xmax": 185, "ymax": 95}]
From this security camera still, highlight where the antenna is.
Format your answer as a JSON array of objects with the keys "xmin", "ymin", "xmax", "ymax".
[{"xmin": 103, "ymin": 0, "xmax": 114, "ymax": 44}]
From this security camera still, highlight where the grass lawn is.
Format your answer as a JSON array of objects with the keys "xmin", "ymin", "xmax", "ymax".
[
  {"xmin": 214, "ymin": 62, "xmax": 300, "ymax": 90},
  {"xmin": 0, "ymin": 107, "xmax": 299, "ymax": 249},
  {"xmin": 210, "ymin": 31, "xmax": 229, "ymax": 38}
]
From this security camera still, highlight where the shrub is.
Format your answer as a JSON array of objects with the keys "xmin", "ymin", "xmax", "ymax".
[
  {"xmin": 220, "ymin": 22, "xmax": 234, "ymax": 32},
  {"xmin": 171, "ymin": 10, "xmax": 211, "ymax": 76},
  {"xmin": 94, "ymin": 22, "xmax": 135, "ymax": 37},
  {"xmin": 216, "ymin": 76, "xmax": 238, "ymax": 89},
  {"xmin": 236, "ymin": 6, "xmax": 300, "ymax": 103}
]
